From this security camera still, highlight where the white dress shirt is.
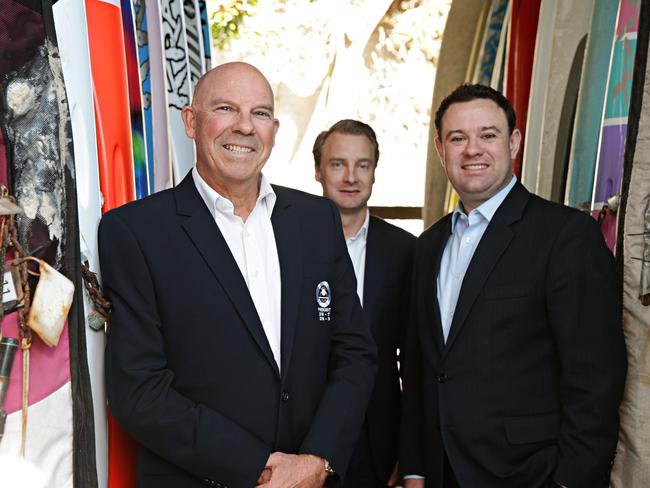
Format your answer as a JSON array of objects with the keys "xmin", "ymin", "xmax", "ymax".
[
  {"xmin": 345, "ymin": 210, "xmax": 369, "ymax": 306},
  {"xmin": 192, "ymin": 167, "xmax": 283, "ymax": 371},
  {"xmin": 437, "ymin": 175, "xmax": 517, "ymax": 342}
]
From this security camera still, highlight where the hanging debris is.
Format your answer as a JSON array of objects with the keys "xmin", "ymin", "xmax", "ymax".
[{"xmin": 2, "ymin": 39, "xmax": 72, "ymax": 270}]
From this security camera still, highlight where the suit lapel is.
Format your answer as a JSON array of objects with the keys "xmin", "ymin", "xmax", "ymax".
[
  {"xmin": 271, "ymin": 187, "xmax": 302, "ymax": 377},
  {"xmin": 174, "ymin": 175, "xmax": 280, "ymax": 376},
  {"xmin": 442, "ymin": 183, "xmax": 529, "ymax": 358},
  {"xmin": 363, "ymin": 217, "xmax": 386, "ymax": 327},
  {"xmin": 422, "ymin": 216, "xmax": 452, "ymax": 356}
]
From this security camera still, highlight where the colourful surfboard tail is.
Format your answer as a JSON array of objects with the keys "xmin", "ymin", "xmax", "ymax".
[{"xmin": 121, "ymin": 0, "xmax": 151, "ymax": 199}]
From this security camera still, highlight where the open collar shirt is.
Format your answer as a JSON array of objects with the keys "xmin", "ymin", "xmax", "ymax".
[
  {"xmin": 345, "ymin": 209, "xmax": 370, "ymax": 306},
  {"xmin": 192, "ymin": 167, "xmax": 283, "ymax": 371},
  {"xmin": 437, "ymin": 175, "xmax": 517, "ymax": 342}
]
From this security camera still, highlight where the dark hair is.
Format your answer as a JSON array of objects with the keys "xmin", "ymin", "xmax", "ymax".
[
  {"xmin": 434, "ymin": 83, "xmax": 516, "ymax": 137},
  {"xmin": 312, "ymin": 119, "xmax": 380, "ymax": 167}
]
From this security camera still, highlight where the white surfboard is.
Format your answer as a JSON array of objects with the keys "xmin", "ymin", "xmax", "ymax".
[
  {"xmin": 160, "ymin": 0, "xmax": 196, "ymax": 184},
  {"xmin": 522, "ymin": 0, "xmax": 594, "ymax": 199},
  {"xmin": 52, "ymin": 0, "xmax": 107, "ymax": 486},
  {"xmin": 145, "ymin": 0, "xmax": 173, "ymax": 191}
]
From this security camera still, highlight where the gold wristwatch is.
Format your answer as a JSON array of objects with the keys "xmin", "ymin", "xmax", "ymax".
[{"xmin": 324, "ymin": 458, "xmax": 336, "ymax": 476}]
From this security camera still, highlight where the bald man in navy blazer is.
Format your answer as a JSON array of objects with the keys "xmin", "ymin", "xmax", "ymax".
[
  {"xmin": 314, "ymin": 119, "xmax": 415, "ymax": 487},
  {"xmin": 99, "ymin": 63, "xmax": 376, "ymax": 488}
]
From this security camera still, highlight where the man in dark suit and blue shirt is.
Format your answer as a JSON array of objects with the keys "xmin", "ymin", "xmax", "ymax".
[
  {"xmin": 99, "ymin": 62, "xmax": 377, "ymax": 488},
  {"xmin": 400, "ymin": 84, "xmax": 626, "ymax": 488},
  {"xmin": 314, "ymin": 119, "xmax": 415, "ymax": 487}
]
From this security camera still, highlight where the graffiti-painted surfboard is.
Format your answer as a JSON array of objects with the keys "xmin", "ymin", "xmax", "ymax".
[
  {"xmin": 161, "ymin": 0, "xmax": 196, "ymax": 184},
  {"xmin": 121, "ymin": 0, "xmax": 150, "ymax": 198}
]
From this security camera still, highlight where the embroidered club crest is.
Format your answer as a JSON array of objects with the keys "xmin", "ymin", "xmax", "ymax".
[{"xmin": 316, "ymin": 281, "xmax": 331, "ymax": 321}]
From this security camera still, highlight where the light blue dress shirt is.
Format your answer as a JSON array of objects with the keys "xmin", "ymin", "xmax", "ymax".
[{"xmin": 437, "ymin": 176, "xmax": 517, "ymax": 342}]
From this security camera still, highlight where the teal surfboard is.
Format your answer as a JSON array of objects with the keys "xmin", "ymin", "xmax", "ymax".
[{"xmin": 565, "ymin": 0, "xmax": 620, "ymax": 210}]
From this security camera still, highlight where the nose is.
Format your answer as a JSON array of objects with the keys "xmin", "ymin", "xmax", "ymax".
[
  {"xmin": 464, "ymin": 135, "xmax": 483, "ymax": 156},
  {"xmin": 343, "ymin": 165, "xmax": 357, "ymax": 183},
  {"xmin": 232, "ymin": 112, "xmax": 255, "ymax": 135}
]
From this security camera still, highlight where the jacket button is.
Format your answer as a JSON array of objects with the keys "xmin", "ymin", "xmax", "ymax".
[
  {"xmin": 281, "ymin": 391, "xmax": 290, "ymax": 402},
  {"xmin": 437, "ymin": 372, "xmax": 447, "ymax": 383}
]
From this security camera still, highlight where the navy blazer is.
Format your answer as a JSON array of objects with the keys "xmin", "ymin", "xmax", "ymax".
[
  {"xmin": 356, "ymin": 217, "xmax": 414, "ymax": 484},
  {"xmin": 400, "ymin": 183, "xmax": 626, "ymax": 488},
  {"xmin": 99, "ymin": 175, "xmax": 377, "ymax": 488}
]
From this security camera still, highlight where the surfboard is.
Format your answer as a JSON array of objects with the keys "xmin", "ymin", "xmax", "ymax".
[
  {"xmin": 523, "ymin": 0, "xmax": 593, "ymax": 200},
  {"xmin": 121, "ymin": 0, "xmax": 150, "ymax": 199},
  {"xmin": 505, "ymin": 0, "xmax": 542, "ymax": 178},
  {"xmin": 161, "ymin": 0, "xmax": 196, "ymax": 184},
  {"xmin": 490, "ymin": 0, "xmax": 511, "ymax": 91},
  {"xmin": 52, "ymin": 1, "xmax": 106, "ymax": 486},
  {"xmin": 565, "ymin": 0, "xmax": 620, "ymax": 210},
  {"xmin": 472, "ymin": 0, "xmax": 508, "ymax": 86},
  {"xmin": 85, "ymin": 0, "xmax": 136, "ymax": 211},
  {"xmin": 85, "ymin": 1, "xmax": 138, "ymax": 486},
  {"xmin": 183, "ymin": 0, "xmax": 204, "ymax": 90},
  {"xmin": 133, "ymin": 0, "xmax": 155, "ymax": 194},
  {"xmin": 591, "ymin": 0, "xmax": 640, "ymax": 253},
  {"xmin": 198, "ymin": 0, "xmax": 212, "ymax": 71},
  {"xmin": 144, "ymin": 0, "xmax": 173, "ymax": 192}
]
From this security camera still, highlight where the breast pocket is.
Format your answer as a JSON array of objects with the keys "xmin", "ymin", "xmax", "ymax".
[{"xmin": 483, "ymin": 283, "xmax": 532, "ymax": 300}]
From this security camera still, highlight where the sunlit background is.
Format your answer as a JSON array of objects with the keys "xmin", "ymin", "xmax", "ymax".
[{"xmin": 207, "ymin": 0, "xmax": 452, "ymax": 234}]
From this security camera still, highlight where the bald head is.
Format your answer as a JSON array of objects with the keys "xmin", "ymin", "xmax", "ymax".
[
  {"xmin": 181, "ymin": 61, "xmax": 279, "ymax": 206},
  {"xmin": 192, "ymin": 62, "xmax": 275, "ymax": 111}
]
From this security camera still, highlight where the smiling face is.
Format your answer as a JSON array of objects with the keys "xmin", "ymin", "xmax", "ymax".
[
  {"xmin": 435, "ymin": 98, "xmax": 521, "ymax": 212},
  {"xmin": 182, "ymin": 63, "xmax": 279, "ymax": 196},
  {"xmin": 315, "ymin": 132, "xmax": 376, "ymax": 215}
]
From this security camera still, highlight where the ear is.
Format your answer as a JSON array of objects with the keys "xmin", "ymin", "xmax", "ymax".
[
  {"xmin": 434, "ymin": 137, "xmax": 445, "ymax": 167},
  {"xmin": 271, "ymin": 117, "xmax": 280, "ymax": 146},
  {"xmin": 182, "ymin": 106, "xmax": 196, "ymax": 139},
  {"xmin": 314, "ymin": 164, "xmax": 322, "ymax": 183},
  {"xmin": 509, "ymin": 129, "xmax": 522, "ymax": 160}
]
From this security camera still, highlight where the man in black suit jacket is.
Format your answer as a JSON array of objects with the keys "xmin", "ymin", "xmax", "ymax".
[
  {"xmin": 99, "ymin": 62, "xmax": 377, "ymax": 488},
  {"xmin": 400, "ymin": 84, "xmax": 627, "ymax": 488},
  {"xmin": 313, "ymin": 120, "xmax": 415, "ymax": 487}
]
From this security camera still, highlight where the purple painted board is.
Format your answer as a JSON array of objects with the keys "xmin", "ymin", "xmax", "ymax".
[{"xmin": 593, "ymin": 124, "xmax": 628, "ymax": 203}]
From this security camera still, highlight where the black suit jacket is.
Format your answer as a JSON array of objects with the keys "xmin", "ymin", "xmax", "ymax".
[
  {"xmin": 400, "ymin": 183, "xmax": 626, "ymax": 488},
  {"xmin": 99, "ymin": 175, "xmax": 377, "ymax": 488},
  {"xmin": 352, "ymin": 217, "xmax": 414, "ymax": 484}
]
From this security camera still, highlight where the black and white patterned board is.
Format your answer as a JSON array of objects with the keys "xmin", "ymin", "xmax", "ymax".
[
  {"xmin": 161, "ymin": 0, "xmax": 195, "ymax": 183},
  {"xmin": 183, "ymin": 0, "xmax": 204, "ymax": 92}
]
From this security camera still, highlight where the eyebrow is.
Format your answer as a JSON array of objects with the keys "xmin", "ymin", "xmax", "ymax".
[
  {"xmin": 327, "ymin": 157, "xmax": 372, "ymax": 163},
  {"xmin": 445, "ymin": 125, "xmax": 502, "ymax": 138},
  {"xmin": 210, "ymin": 98, "xmax": 275, "ymax": 112}
]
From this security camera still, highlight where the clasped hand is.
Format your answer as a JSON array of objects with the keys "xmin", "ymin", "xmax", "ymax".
[{"xmin": 255, "ymin": 452, "xmax": 328, "ymax": 488}]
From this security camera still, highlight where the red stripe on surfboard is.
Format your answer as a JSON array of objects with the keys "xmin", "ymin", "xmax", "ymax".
[
  {"xmin": 86, "ymin": 0, "xmax": 136, "ymax": 212},
  {"xmin": 86, "ymin": 1, "xmax": 138, "ymax": 487},
  {"xmin": 506, "ymin": 0, "xmax": 541, "ymax": 178}
]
